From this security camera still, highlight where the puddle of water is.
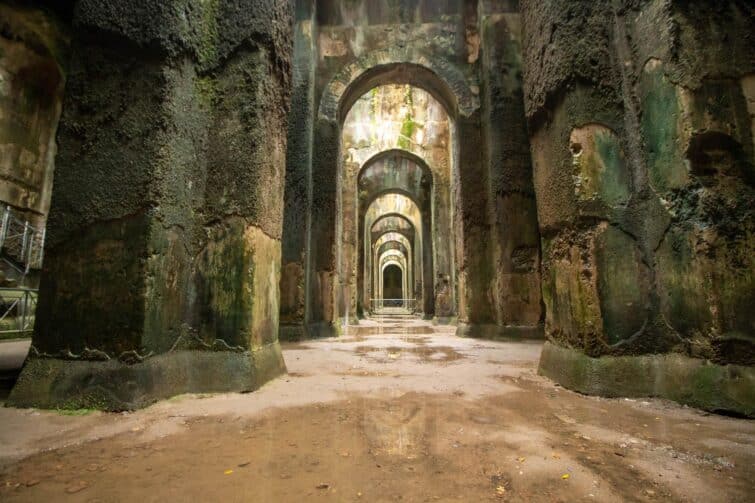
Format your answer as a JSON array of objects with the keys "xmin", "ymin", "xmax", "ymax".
[
  {"xmin": 354, "ymin": 345, "xmax": 464, "ymax": 363},
  {"xmin": 350, "ymin": 326, "xmax": 435, "ymax": 336}
]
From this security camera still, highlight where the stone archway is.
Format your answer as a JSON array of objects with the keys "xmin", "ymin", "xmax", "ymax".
[{"xmin": 302, "ymin": 48, "xmax": 489, "ymax": 336}]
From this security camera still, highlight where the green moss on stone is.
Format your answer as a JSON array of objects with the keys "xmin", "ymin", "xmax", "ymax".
[
  {"xmin": 195, "ymin": 75, "xmax": 218, "ymax": 108},
  {"xmin": 56, "ymin": 408, "xmax": 97, "ymax": 416},
  {"xmin": 641, "ymin": 65, "xmax": 686, "ymax": 191},
  {"xmin": 398, "ymin": 116, "xmax": 416, "ymax": 149},
  {"xmin": 593, "ymin": 129, "xmax": 630, "ymax": 206},
  {"xmin": 197, "ymin": 0, "xmax": 220, "ymax": 68},
  {"xmin": 397, "ymin": 85, "xmax": 418, "ymax": 150},
  {"xmin": 539, "ymin": 342, "xmax": 755, "ymax": 417}
]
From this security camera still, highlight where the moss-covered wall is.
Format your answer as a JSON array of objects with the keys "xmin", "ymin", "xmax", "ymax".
[{"xmin": 10, "ymin": 0, "xmax": 293, "ymax": 411}]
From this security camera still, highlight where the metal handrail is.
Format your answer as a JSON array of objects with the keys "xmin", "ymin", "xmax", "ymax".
[
  {"xmin": 370, "ymin": 298, "xmax": 417, "ymax": 311},
  {"xmin": 0, "ymin": 205, "xmax": 45, "ymax": 272},
  {"xmin": 0, "ymin": 287, "xmax": 37, "ymax": 336}
]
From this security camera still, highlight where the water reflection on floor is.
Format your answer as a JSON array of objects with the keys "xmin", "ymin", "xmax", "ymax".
[{"xmin": 1, "ymin": 317, "xmax": 754, "ymax": 502}]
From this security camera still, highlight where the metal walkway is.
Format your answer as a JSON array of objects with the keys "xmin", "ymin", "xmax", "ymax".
[{"xmin": 0, "ymin": 206, "xmax": 44, "ymax": 339}]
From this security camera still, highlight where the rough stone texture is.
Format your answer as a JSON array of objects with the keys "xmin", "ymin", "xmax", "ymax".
[
  {"xmin": 9, "ymin": 344, "xmax": 285, "ymax": 411},
  {"xmin": 279, "ymin": 0, "xmax": 316, "ymax": 341},
  {"xmin": 480, "ymin": 10, "xmax": 542, "ymax": 333},
  {"xmin": 523, "ymin": 0, "xmax": 754, "ymax": 411},
  {"xmin": 9, "ymin": 0, "xmax": 293, "ymax": 410}
]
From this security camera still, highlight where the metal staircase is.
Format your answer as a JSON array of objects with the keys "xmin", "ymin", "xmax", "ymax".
[{"xmin": 0, "ymin": 206, "xmax": 44, "ymax": 338}]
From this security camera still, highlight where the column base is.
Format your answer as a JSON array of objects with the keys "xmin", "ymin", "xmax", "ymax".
[
  {"xmin": 7, "ymin": 343, "xmax": 286, "ymax": 411},
  {"xmin": 432, "ymin": 316, "xmax": 457, "ymax": 325},
  {"xmin": 305, "ymin": 321, "xmax": 338, "ymax": 339},
  {"xmin": 279, "ymin": 323, "xmax": 308, "ymax": 342},
  {"xmin": 538, "ymin": 341, "xmax": 755, "ymax": 417}
]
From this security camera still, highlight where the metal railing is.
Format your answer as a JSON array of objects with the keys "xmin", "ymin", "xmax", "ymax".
[
  {"xmin": 0, "ymin": 205, "xmax": 46, "ymax": 273},
  {"xmin": 0, "ymin": 287, "xmax": 37, "ymax": 337},
  {"xmin": 370, "ymin": 298, "xmax": 417, "ymax": 312}
]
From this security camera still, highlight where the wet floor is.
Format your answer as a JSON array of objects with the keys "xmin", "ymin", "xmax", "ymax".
[{"xmin": 0, "ymin": 317, "xmax": 753, "ymax": 502}]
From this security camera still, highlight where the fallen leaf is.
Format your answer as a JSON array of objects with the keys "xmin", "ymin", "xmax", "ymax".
[
  {"xmin": 224, "ymin": 470, "xmax": 234, "ymax": 475},
  {"xmin": 238, "ymin": 462, "xmax": 250, "ymax": 468},
  {"xmin": 517, "ymin": 457, "xmax": 526, "ymax": 463},
  {"xmin": 316, "ymin": 483, "xmax": 330, "ymax": 490},
  {"xmin": 561, "ymin": 474, "xmax": 570, "ymax": 480},
  {"xmin": 496, "ymin": 485, "xmax": 506, "ymax": 495}
]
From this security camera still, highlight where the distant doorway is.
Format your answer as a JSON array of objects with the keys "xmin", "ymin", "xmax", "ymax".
[{"xmin": 382, "ymin": 264, "xmax": 404, "ymax": 307}]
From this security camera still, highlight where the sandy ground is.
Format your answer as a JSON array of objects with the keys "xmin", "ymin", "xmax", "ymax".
[{"xmin": 0, "ymin": 317, "xmax": 753, "ymax": 502}]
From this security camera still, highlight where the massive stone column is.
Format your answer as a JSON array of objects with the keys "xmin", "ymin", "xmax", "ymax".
[
  {"xmin": 280, "ymin": 0, "xmax": 316, "ymax": 341},
  {"xmin": 477, "ymin": 3, "xmax": 543, "ymax": 339},
  {"xmin": 454, "ymin": 112, "xmax": 498, "ymax": 335},
  {"xmin": 523, "ymin": 0, "xmax": 754, "ymax": 416},
  {"xmin": 306, "ymin": 116, "xmax": 339, "ymax": 337},
  {"xmin": 9, "ymin": 0, "xmax": 292, "ymax": 411}
]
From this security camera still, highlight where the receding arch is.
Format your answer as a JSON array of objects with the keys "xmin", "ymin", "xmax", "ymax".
[
  {"xmin": 371, "ymin": 212, "xmax": 415, "ymax": 235},
  {"xmin": 363, "ymin": 193, "xmax": 425, "ymax": 316},
  {"xmin": 364, "ymin": 189, "xmax": 425, "ymax": 214},
  {"xmin": 318, "ymin": 48, "xmax": 480, "ymax": 124},
  {"xmin": 374, "ymin": 231, "xmax": 413, "ymax": 253},
  {"xmin": 309, "ymin": 49, "xmax": 472, "ymax": 330},
  {"xmin": 357, "ymin": 148, "xmax": 434, "ymax": 187},
  {"xmin": 377, "ymin": 240, "xmax": 409, "ymax": 259}
]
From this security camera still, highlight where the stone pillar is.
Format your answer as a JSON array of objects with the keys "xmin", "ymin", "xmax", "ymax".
[
  {"xmin": 479, "ymin": 7, "xmax": 543, "ymax": 339},
  {"xmin": 280, "ymin": 0, "xmax": 316, "ymax": 341},
  {"xmin": 455, "ymin": 113, "xmax": 497, "ymax": 336},
  {"xmin": 9, "ymin": 0, "xmax": 293, "ymax": 411},
  {"xmin": 523, "ymin": 0, "xmax": 754, "ymax": 416},
  {"xmin": 306, "ymin": 116, "xmax": 339, "ymax": 337}
]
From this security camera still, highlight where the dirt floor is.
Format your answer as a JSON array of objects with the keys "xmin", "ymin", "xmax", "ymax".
[{"xmin": 0, "ymin": 317, "xmax": 753, "ymax": 502}]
